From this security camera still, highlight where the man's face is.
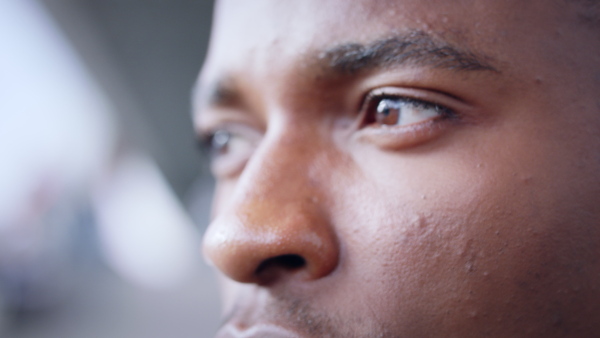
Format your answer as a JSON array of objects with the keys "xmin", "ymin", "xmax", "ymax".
[{"xmin": 194, "ymin": 0, "xmax": 600, "ymax": 336}]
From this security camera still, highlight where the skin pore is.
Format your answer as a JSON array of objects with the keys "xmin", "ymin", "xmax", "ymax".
[{"xmin": 194, "ymin": 0, "xmax": 600, "ymax": 337}]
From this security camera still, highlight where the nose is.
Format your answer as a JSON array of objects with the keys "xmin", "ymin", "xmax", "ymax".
[{"xmin": 202, "ymin": 134, "xmax": 339, "ymax": 285}]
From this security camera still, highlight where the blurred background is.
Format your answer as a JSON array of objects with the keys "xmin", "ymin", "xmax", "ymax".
[{"xmin": 0, "ymin": 0, "xmax": 220, "ymax": 337}]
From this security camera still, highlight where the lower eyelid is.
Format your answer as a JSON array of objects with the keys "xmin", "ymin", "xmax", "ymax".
[
  {"xmin": 355, "ymin": 116, "xmax": 454, "ymax": 150},
  {"xmin": 210, "ymin": 144, "xmax": 254, "ymax": 178}
]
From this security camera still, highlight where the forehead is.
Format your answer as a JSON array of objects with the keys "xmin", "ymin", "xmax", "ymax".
[
  {"xmin": 196, "ymin": 0, "xmax": 598, "ymax": 113},
  {"xmin": 203, "ymin": 0, "xmax": 573, "ymax": 71}
]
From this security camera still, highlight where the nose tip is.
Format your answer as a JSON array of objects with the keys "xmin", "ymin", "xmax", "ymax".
[{"xmin": 202, "ymin": 199, "xmax": 339, "ymax": 285}]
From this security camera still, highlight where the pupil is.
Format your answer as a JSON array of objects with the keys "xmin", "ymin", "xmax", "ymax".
[
  {"xmin": 212, "ymin": 130, "xmax": 230, "ymax": 151},
  {"xmin": 376, "ymin": 99, "xmax": 401, "ymax": 125}
]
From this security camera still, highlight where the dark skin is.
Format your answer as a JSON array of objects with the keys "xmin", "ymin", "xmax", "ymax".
[{"xmin": 194, "ymin": 0, "xmax": 600, "ymax": 336}]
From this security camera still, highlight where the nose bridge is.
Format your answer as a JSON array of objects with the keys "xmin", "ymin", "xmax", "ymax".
[
  {"xmin": 240, "ymin": 127, "xmax": 319, "ymax": 205},
  {"xmin": 203, "ymin": 127, "xmax": 339, "ymax": 284}
]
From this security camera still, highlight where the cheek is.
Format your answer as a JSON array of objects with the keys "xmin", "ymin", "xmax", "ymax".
[
  {"xmin": 329, "ymin": 157, "xmax": 490, "ymax": 322},
  {"xmin": 333, "ymin": 126, "xmax": 600, "ymax": 332},
  {"xmin": 329, "ymin": 177, "xmax": 506, "ymax": 333}
]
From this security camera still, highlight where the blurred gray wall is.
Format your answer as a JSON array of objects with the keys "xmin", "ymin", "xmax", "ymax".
[
  {"xmin": 0, "ymin": 2, "xmax": 221, "ymax": 338},
  {"xmin": 41, "ymin": 0, "xmax": 215, "ymax": 199}
]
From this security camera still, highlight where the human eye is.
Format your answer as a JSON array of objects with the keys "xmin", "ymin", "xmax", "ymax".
[
  {"xmin": 357, "ymin": 87, "xmax": 460, "ymax": 149},
  {"xmin": 370, "ymin": 96, "xmax": 449, "ymax": 126},
  {"xmin": 363, "ymin": 88, "xmax": 455, "ymax": 127},
  {"xmin": 200, "ymin": 124, "xmax": 261, "ymax": 178}
]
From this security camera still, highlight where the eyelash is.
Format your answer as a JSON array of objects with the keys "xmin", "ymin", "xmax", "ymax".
[
  {"xmin": 198, "ymin": 90, "xmax": 460, "ymax": 167},
  {"xmin": 360, "ymin": 91, "xmax": 456, "ymax": 128}
]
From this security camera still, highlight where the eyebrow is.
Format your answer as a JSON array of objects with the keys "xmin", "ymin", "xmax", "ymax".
[
  {"xmin": 196, "ymin": 30, "xmax": 498, "ymax": 109},
  {"xmin": 316, "ymin": 30, "xmax": 498, "ymax": 75}
]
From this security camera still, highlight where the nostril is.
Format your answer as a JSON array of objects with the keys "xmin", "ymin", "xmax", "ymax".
[
  {"xmin": 256, "ymin": 254, "xmax": 306, "ymax": 273},
  {"xmin": 255, "ymin": 254, "xmax": 306, "ymax": 284},
  {"xmin": 277, "ymin": 254, "xmax": 306, "ymax": 269}
]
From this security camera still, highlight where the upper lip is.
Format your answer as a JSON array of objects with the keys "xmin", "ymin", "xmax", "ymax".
[
  {"xmin": 215, "ymin": 285, "xmax": 310, "ymax": 337},
  {"xmin": 215, "ymin": 323, "xmax": 304, "ymax": 338}
]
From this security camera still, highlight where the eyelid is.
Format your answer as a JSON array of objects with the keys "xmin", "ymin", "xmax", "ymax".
[
  {"xmin": 195, "ymin": 106, "xmax": 265, "ymax": 138},
  {"xmin": 359, "ymin": 87, "xmax": 465, "ymax": 118},
  {"xmin": 199, "ymin": 122, "xmax": 263, "ymax": 178},
  {"xmin": 354, "ymin": 86, "xmax": 470, "ymax": 149},
  {"xmin": 200, "ymin": 122, "xmax": 262, "ymax": 149},
  {"xmin": 197, "ymin": 110, "xmax": 264, "ymax": 142}
]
